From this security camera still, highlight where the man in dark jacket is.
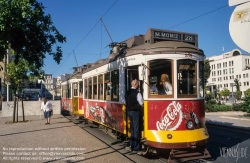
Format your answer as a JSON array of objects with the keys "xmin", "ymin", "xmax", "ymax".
[{"xmin": 125, "ymin": 79, "xmax": 144, "ymax": 153}]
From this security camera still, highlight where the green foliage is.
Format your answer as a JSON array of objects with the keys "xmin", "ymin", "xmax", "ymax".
[
  {"xmin": 205, "ymin": 103, "xmax": 232, "ymax": 112},
  {"xmin": 0, "ymin": 0, "xmax": 66, "ymax": 73},
  {"xmin": 232, "ymin": 103, "xmax": 243, "ymax": 111},
  {"xmin": 245, "ymin": 88, "xmax": 250, "ymax": 97},
  {"xmin": 219, "ymin": 88, "xmax": 230, "ymax": 100},
  {"xmin": 234, "ymin": 78, "xmax": 240, "ymax": 91},
  {"xmin": 209, "ymin": 99, "xmax": 216, "ymax": 104},
  {"xmin": 235, "ymin": 90, "xmax": 242, "ymax": 99},
  {"xmin": 3, "ymin": 50, "xmax": 45, "ymax": 93},
  {"xmin": 240, "ymin": 96, "xmax": 250, "ymax": 113},
  {"xmin": 204, "ymin": 59, "xmax": 211, "ymax": 85},
  {"xmin": 5, "ymin": 59, "xmax": 28, "ymax": 93}
]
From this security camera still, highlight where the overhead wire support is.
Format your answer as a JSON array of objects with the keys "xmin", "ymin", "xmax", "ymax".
[{"xmin": 100, "ymin": 18, "xmax": 113, "ymax": 43}]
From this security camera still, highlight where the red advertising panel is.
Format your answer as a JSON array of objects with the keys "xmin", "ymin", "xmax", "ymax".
[
  {"xmin": 79, "ymin": 97, "xmax": 83, "ymax": 110},
  {"xmin": 83, "ymin": 100, "xmax": 124, "ymax": 132},
  {"xmin": 148, "ymin": 100, "xmax": 204, "ymax": 131},
  {"xmin": 61, "ymin": 97, "xmax": 72, "ymax": 112}
]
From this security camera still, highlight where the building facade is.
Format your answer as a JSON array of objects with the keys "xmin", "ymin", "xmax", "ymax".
[{"xmin": 207, "ymin": 49, "xmax": 250, "ymax": 100}]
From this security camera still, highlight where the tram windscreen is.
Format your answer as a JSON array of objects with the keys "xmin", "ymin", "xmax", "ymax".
[
  {"xmin": 177, "ymin": 59, "xmax": 197, "ymax": 96},
  {"xmin": 148, "ymin": 59, "xmax": 173, "ymax": 96}
]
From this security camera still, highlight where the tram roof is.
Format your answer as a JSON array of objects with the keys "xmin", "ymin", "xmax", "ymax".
[{"xmin": 82, "ymin": 41, "xmax": 204, "ymax": 73}]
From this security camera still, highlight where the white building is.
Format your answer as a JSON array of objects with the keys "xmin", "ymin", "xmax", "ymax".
[{"xmin": 207, "ymin": 49, "xmax": 250, "ymax": 100}]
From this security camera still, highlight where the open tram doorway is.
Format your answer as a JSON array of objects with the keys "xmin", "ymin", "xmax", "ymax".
[{"xmin": 125, "ymin": 66, "xmax": 144, "ymax": 136}]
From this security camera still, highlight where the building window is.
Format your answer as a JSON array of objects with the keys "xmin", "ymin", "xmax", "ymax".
[
  {"xmin": 239, "ymin": 74, "xmax": 241, "ymax": 78},
  {"xmin": 243, "ymin": 74, "xmax": 245, "ymax": 78},
  {"xmin": 232, "ymin": 61, "xmax": 234, "ymax": 66},
  {"xmin": 246, "ymin": 73, "xmax": 249, "ymax": 78}
]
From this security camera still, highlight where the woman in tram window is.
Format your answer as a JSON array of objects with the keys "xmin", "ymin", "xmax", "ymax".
[{"xmin": 158, "ymin": 74, "xmax": 172, "ymax": 95}]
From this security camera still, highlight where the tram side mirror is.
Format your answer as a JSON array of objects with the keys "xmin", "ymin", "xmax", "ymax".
[{"xmin": 138, "ymin": 66, "xmax": 145, "ymax": 81}]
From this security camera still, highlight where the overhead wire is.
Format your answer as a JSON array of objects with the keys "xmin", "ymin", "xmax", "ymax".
[
  {"xmin": 167, "ymin": 5, "xmax": 228, "ymax": 29},
  {"xmin": 52, "ymin": 0, "xmax": 118, "ymax": 75},
  {"xmin": 52, "ymin": 2, "xmax": 227, "ymax": 76}
]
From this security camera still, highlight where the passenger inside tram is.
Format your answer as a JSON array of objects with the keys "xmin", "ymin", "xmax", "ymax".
[{"xmin": 157, "ymin": 73, "xmax": 173, "ymax": 95}]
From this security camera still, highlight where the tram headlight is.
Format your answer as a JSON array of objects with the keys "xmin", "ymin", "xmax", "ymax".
[{"xmin": 186, "ymin": 120, "xmax": 194, "ymax": 130}]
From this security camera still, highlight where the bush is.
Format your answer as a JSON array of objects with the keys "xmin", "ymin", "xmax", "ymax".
[
  {"xmin": 205, "ymin": 103, "xmax": 232, "ymax": 112},
  {"xmin": 240, "ymin": 97, "xmax": 250, "ymax": 113},
  {"xmin": 232, "ymin": 103, "xmax": 243, "ymax": 111},
  {"xmin": 209, "ymin": 99, "xmax": 216, "ymax": 104}
]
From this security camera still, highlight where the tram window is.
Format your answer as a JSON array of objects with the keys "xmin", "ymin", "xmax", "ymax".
[
  {"xmin": 62, "ymin": 85, "xmax": 67, "ymax": 98},
  {"xmin": 79, "ymin": 81, "xmax": 83, "ymax": 96},
  {"xmin": 84, "ymin": 79, "xmax": 88, "ymax": 99},
  {"xmin": 111, "ymin": 70, "xmax": 119, "ymax": 101},
  {"xmin": 98, "ymin": 74, "xmax": 103, "ymax": 100},
  {"xmin": 73, "ymin": 83, "xmax": 78, "ymax": 96},
  {"xmin": 67, "ymin": 84, "xmax": 71, "ymax": 98},
  {"xmin": 148, "ymin": 59, "xmax": 173, "ymax": 98},
  {"xmin": 88, "ymin": 78, "xmax": 92, "ymax": 99},
  {"xmin": 104, "ymin": 72, "xmax": 110, "ymax": 100},
  {"xmin": 177, "ymin": 59, "xmax": 197, "ymax": 97},
  {"xmin": 199, "ymin": 61, "xmax": 204, "ymax": 98},
  {"xmin": 93, "ymin": 76, "xmax": 97, "ymax": 99}
]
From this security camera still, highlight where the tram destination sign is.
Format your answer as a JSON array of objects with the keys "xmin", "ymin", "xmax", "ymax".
[{"xmin": 154, "ymin": 31, "xmax": 196, "ymax": 43}]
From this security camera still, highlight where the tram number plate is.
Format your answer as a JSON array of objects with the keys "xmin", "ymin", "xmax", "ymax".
[{"xmin": 185, "ymin": 53, "xmax": 192, "ymax": 58}]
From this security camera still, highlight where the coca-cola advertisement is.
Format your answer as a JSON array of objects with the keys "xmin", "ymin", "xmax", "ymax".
[
  {"xmin": 148, "ymin": 100, "xmax": 204, "ymax": 131},
  {"xmin": 83, "ymin": 101, "xmax": 124, "ymax": 132},
  {"xmin": 61, "ymin": 97, "xmax": 72, "ymax": 112}
]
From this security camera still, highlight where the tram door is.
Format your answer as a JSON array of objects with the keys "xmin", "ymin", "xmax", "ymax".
[{"xmin": 126, "ymin": 68, "xmax": 144, "ymax": 134}]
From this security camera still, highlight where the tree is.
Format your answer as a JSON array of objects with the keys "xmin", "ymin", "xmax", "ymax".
[
  {"xmin": 235, "ymin": 90, "xmax": 242, "ymax": 100},
  {"xmin": 220, "ymin": 88, "xmax": 230, "ymax": 102},
  {"xmin": 0, "ymin": 0, "xmax": 66, "ymax": 73},
  {"xmin": 245, "ymin": 88, "xmax": 250, "ymax": 97},
  {"xmin": 204, "ymin": 59, "xmax": 211, "ymax": 86},
  {"xmin": 234, "ymin": 78, "xmax": 240, "ymax": 91}
]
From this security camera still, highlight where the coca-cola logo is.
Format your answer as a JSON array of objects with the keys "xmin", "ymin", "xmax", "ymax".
[{"xmin": 156, "ymin": 101, "xmax": 183, "ymax": 131}]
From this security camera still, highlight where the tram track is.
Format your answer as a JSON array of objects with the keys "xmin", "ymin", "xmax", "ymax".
[{"xmin": 64, "ymin": 114, "xmax": 250, "ymax": 163}]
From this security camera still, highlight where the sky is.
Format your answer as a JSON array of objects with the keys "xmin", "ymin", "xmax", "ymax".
[{"xmin": 38, "ymin": 0, "xmax": 246, "ymax": 78}]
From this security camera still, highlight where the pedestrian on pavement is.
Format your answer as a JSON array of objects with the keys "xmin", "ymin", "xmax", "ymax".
[
  {"xmin": 125, "ymin": 79, "xmax": 144, "ymax": 154},
  {"xmin": 41, "ymin": 97, "xmax": 53, "ymax": 125}
]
